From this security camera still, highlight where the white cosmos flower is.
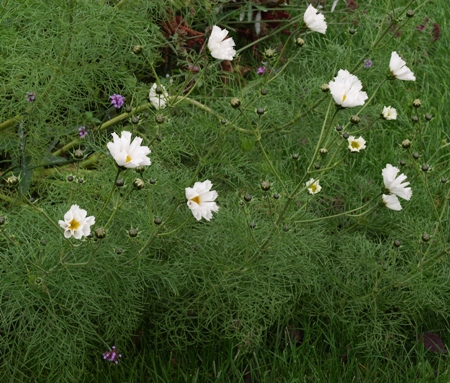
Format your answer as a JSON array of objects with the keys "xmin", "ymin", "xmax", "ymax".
[
  {"xmin": 347, "ymin": 136, "xmax": 366, "ymax": 152},
  {"xmin": 149, "ymin": 83, "xmax": 168, "ymax": 110},
  {"xmin": 208, "ymin": 25, "xmax": 236, "ymax": 61},
  {"xmin": 389, "ymin": 51, "xmax": 416, "ymax": 81},
  {"xmin": 382, "ymin": 106, "xmax": 397, "ymax": 120},
  {"xmin": 304, "ymin": 4, "xmax": 327, "ymax": 34},
  {"xmin": 59, "ymin": 204, "xmax": 95, "ymax": 239},
  {"xmin": 107, "ymin": 131, "xmax": 151, "ymax": 169},
  {"xmin": 382, "ymin": 194, "xmax": 402, "ymax": 211},
  {"xmin": 306, "ymin": 178, "xmax": 322, "ymax": 194},
  {"xmin": 185, "ymin": 180, "xmax": 219, "ymax": 221},
  {"xmin": 329, "ymin": 70, "xmax": 368, "ymax": 108}
]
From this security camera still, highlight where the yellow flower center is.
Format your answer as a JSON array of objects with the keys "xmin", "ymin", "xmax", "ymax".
[
  {"xmin": 190, "ymin": 196, "xmax": 201, "ymax": 205},
  {"xmin": 68, "ymin": 219, "xmax": 80, "ymax": 230},
  {"xmin": 126, "ymin": 155, "xmax": 131, "ymax": 163},
  {"xmin": 310, "ymin": 183, "xmax": 317, "ymax": 193},
  {"xmin": 342, "ymin": 94, "xmax": 347, "ymax": 103},
  {"xmin": 351, "ymin": 141, "xmax": 360, "ymax": 149}
]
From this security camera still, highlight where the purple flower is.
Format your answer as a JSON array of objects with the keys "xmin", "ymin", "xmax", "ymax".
[
  {"xmin": 363, "ymin": 59, "xmax": 372, "ymax": 68},
  {"xmin": 25, "ymin": 92, "xmax": 36, "ymax": 102},
  {"xmin": 110, "ymin": 94, "xmax": 125, "ymax": 108},
  {"xmin": 78, "ymin": 126, "xmax": 87, "ymax": 138},
  {"xmin": 188, "ymin": 64, "xmax": 199, "ymax": 73},
  {"xmin": 103, "ymin": 346, "xmax": 122, "ymax": 365},
  {"xmin": 257, "ymin": 66, "xmax": 266, "ymax": 75}
]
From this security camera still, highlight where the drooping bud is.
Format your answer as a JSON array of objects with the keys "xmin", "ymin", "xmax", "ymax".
[
  {"xmin": 314, "ymin": 163, "xmax": 321, "ymax": 169},
  {"xmin": 230, "ymin": 98, "xmax": 241, "ymax": 108},
  {"xmin": 125, "ymin": 105, "xmax": 133, "ymax": 113},
  {"xmin": 134, "ymin": 178, "xmax": 145, "ymax": 189}
]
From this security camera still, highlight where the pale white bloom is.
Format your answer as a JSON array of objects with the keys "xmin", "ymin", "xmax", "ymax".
[
  {"xmin": 382, "ymin": 194, "xmax": 402, "ymax": 211},
  {"xmin": 208, "ymin": 25, "xmax": 236, "ymax": 61},
  {"xmin": 149, "ymin": 83, "xmax": 168, "ymax": 110},
  {"xmin": 389, "ymin": 51, "xmax": 416, "ymax": 81},
  {"xmin": 381, "ymin": 164, "xmax": 412, "ymax": 210},
  {"xmin": 107, "ymin": 131, "xmax": 151, "ymax": 168},
  {"xmin": 347, "ymin": 136, "xmax": 366, "ymax": 152},
  {"xmin": 185, "ymin": 180, "xmax": 219, "ymax": 221},
  {"xmin": 59, "ymin": 204, "xmax": 95, "ymax": 239},
  {"xmin": 306, "ymin": 178, "xmax": 322, "ymax": 194},
  {"xmin": 304, "ymin": 4, "xmax": 327, "ymax": 34},
  {"xmin": 382, "ymin": 106, "xmax": 397, "ymax": 120},
  {"xmin": 329, "ymin": 70, "xmax": 368, "ymax": 108}
]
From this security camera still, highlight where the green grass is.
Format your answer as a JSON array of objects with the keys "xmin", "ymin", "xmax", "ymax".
[{"xmin": 1, "ymin": 0, "xmax": 449, "ymax": 381}]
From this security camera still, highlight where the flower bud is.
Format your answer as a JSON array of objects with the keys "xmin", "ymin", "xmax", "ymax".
[
  {"xmin": 256, "ymin": 108, "xmax": 265, "ymax": 116},
  {"xmin": 260, "ymin": 181, "xmax": 271, "ymax": 191},
  {"xmin": 78, "ymin": 178, "xmax": 84, "ymax": 184},
  {"xmin": 406, "ymin": 9, "xmax": 414, "ymax": 18},
  {"xmin": 249, "ymin": 222, "xmax": 256, "ymax": 229},
  {"xmin": 116, "ymin": 179, "xmax": 125, "ymax": 187},
  {"xmin": 421, "ymin": 164, "xmax": 429, "ymax": 172},
  {"xmin": 135, "ymin": 165, "xmax": 145, "ymax": 174},
  {"xmin": 349, "ymin": 27, "xmax": 356, "ymax": 35},
  {"xmin": 155, "ymin": 114, "xmax": 165, "ymax": 124},
  {"xmin": 95, "ymin": 228, "xmax": 106, "ymax": 239},
  {"xmin": 260, "ymin": 88, "xmax": 268, "ymax": 96},
  {"xmin": 129, "ymin": 228, "xmax": 138, "ymax": 237},
  {"xmin": 154, "ymin": 217, "xmax": 162, "ymax": 225},
  {"xmin": 115, "ymin": 248, "xmax": 122, "ymax": 255},
  {"xmin": 264, "ymin": 48, "xmax": 276, "ymax": 58},
  {"xmin": 320, "ymin": 84, "xmax": 330, "ymax": 93},
  {"xmin": 413, "ymin": 152, "xmax": 420, "ymax": 160},
  {"xmin": 292, "ymin": 153, "xmax": 299, "ymax": 160},
  {"xmin": 132, "ymin": 45, "xmax": 143, "ymax": 54},
  {"xmin": 74, "ymin": 149, "xmax": 84, "ymax": 159},
  {"xmin": 412, "ymin": 99, "xmax": 421, "ymax": 108},
  {"xmin": 273, "ymin": 193, "xmax": 280, "ymax": 200},
  {"xmin": 283, "ymin": 225, "xmax": 290, "ymax": 232},
  {"xmin": 156, "ymin": 135, "xmax": 164, "ymax": 141},
  {"xmin": 67, "ymin": 175, "xmax": 74, "ymax": 182},
  {"xmin": 421, "ymin": 233, "xmax": 430, "ymax": 242},
  {"xmin": 295, "ymin": 37, "xmax": 305, "ymax": 47},
  {"xmin": 393, "ymin": 239, "xmax": 401, "ymax": 247},
  {"xmin": 0, "ymin": 216, "xmax": 5, "ymax": 225},
  {"xmin": 411, "ymin": 115, "xmax": 419, "ymax": 123},
  {"xmin": 441, "ymin": 177, "xmax": 447, "ymax": 184},
  {"xmin": 40, "ymin": 239, "xmax": 47, "ymax": 246},
  {"xmin": 399, "ymin": 160, "xmax": 406, "ymax": 166},
  {"xmin": 230, "ymin": 98, "xmax": 241, "ymax": 108},
  {"xmin": 244, "ymin": 193, "xmax": 253, "ymax": 202},
  {"xmin": 131, "ymin": 116, "xmax": 140, "ymax": 124},
  {"xmin": 319, "ymin": 148, "xmax": 328, "ymax": 156},
  {"xmin": 150, "ymin": 179, "xmax": 156, "ymax": 184},
  {"xmin": 350, "ymin": 115, "xmax": 360, "ymax": 124},
  {"xmin": 314, "ymin": 163, "xmax": 321, "ymax": 170},
  {"xmin": 425, "ymin": 114, "xmax": 432, "ymax": 121},
  {"xmin": 134, "ymin": 178, "xmax": 145, "ymax": 189},
  {"xmin": 155, "ymin": 86, "xmax": 164, "ymax": 95},
  {"xmin": 125, "ymin": 105, "xmax": 132, "ymax": 113},
  {"xmin": 335, "ymin": 125, "xmax": 343, "ymax": 132},
  {"xmin": 342, "ymin": 132, "xmax": 349, "ymax": 139},
  {"xmin": 402, "ymin": 139, "xmax": 411, "ymax": 149}
]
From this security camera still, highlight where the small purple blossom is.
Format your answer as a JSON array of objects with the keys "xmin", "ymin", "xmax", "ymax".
[
  {"xmin": 110, "ymin": 94, "xmax": 125, "ymax": 109},
  {"xmin": 188, "ymin": 64, "xmax": 199, "ymax": 73},
  {"xmin": 257, "ymin": 66, "xmax": 266, "ymax": 75},
  {"xmin": 78, "ymin": 126, "xmax": 87, "ymax": 138},
  {"xmin": 103, "ymin": 346, "xmax": 122, "ymax": 364},
  {"xmin": 363, "ymin": 59, "xmax": 372, "ymax": 68},
  {"xmin": 25, "ymin": 92, "xmax": 36, "ymax": 102}
]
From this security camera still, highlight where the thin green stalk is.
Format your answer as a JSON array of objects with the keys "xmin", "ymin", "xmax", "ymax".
[
  {"xmin": 96, "ymin": 169, "xmax": 121, "ymax": 221},
  {"xmin": 104, "ymin": 187, "xmax": 135, "ymax": 229}
]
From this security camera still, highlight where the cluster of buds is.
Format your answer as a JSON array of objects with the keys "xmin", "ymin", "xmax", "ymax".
[{"xmin": 103, "ymin": 346, "xmax": 122, "ymax": 364}]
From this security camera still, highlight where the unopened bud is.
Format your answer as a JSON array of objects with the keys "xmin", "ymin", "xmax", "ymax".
[
  {"xmin": 335, "ymin": 125, "xmax": 343, "ymax": 132},
  {"xmin": 412, "ymin": 99, "xmax": 421, "ymax": 108},
  {"xmin": 256, "ymin": 108, "xmax": 265, "ymax": 116},
  {"xmin": 425, "ymin": 114, "xmax": 432, "ymax": 121},
  {"xmin": 393, "ymin": 239, "xmax": 401, "ymax": 247},
  {"xmin": 125, "ymin": 105, "xmax": 132, "ymax": 113},
  {"xmin": 132, "ymin": 45, "xmax": 143, "ymax": 54},
  {"xmin": 260, "ymin": 181, "xmax": 271, "ymax": 191},
  {"xmin": 441, "ymin": 177, "xmax": 448, "ymax": 184},
  {"xmin": 406, "ymin": 9, "xmax": 414, "ymax": 18},
  {"xmin": 342, "ymin": 132, "xmax": 350, "ymax": 139},
  {"xmin": 411, "ymin": 115, "xmax": 419, "ymax": 123},
  {"xmin": 155, "ymin": 114, "xmax": 165, "ymax": 124},
  {"xmin": 314, "ymin": 163, "xmax": 321, "ymax": 170},
  {"xmin": 134, "ymin": 178, "xmax": 145, "ymax": 189},
  {"xmin": 295, "ymin": 37, "xmax": 305, "ymax": 47},
  {"xmin": 399, "ymin": 160, "xmax": 406, "ymax": 166},
  {"xmin": 244, "ymin": 193, "xmax": 252, "ymax": 202},
  {"xmin": 95, "ymin": 228, "xmax": 106, "ymax": 239},
  {"xmin": 249, "ymin": 222, "xmax": 256, "ymax": 229},
  {"xmin": 0, "ymin": 216, "xmax": 5, "ymax": 225},
  {"xmin": 402, "ymin": 139, "xmax": 411, "ymax": 149},
  {"xmin": 260, "ymin": 88, "xmax": 268, "ymax": 96},
  {"xmin": 149, "ymin": 179, "xmax": 156, "ymax": 184},
  {"xmin": 129, "ymin": 228, "xmax": 138, "ymax": 237},
  {"xmin": 230, "ymin": 98, "xmax": 241, "ymax": 108},
  {"xmin": 413, "ymin": 152, "xmax": 420, "ymax": 160},
  {"xmin": 320, "ymin": 84, "xmax": 330, "ymax": 93},
  {"xmin": 74, "ymin": 149, "xmax": 84, "ymax": 159},
  {"xmin": 421, "ymin": 233, "xmax": 430, "ymax": 242},
  {"xmin": 349, "ymin": 28, "xmax": 356, "ymax": 35},
  {"xmin": 283, "ymin": 225, "xmax": 290, "ymax": 232},
  {"xmin": 350, "ymin": 115, "xmax": 360, "ymax": 124},
  {"xmin": 116, "ymin": 179, "xmax": 125, "ymax": 187},
  {"xmin": 421, "ymin": 164, "xmax": 429, "ymax": 172},
  {"xmin": 154, "ymin": 217, "xmax": 162, "ymax": 225},
  {"xmin": 265, "ymin": 48, "xmax": 276, "ymax": 58},
  {"xmin": 319, "ymin": 148, "xmax": 328, "ymax": 156},
  {"xmin": 292, "ymin": 153, "xmax": 299, "ymax": 160},
  {"xmin": 6, "ymin": 175, "xmax": 19, "ymax": 185},
  {"xmin": 135, "ymin": 165, "xmax": 145, "ymax": 174},
  {"xmin": 131, "ymin": 116, "xmax": 140, "ymax": 124},
  {"xmin": 273, "ymin": 193, "xmax": 280, "ymax": 200}
]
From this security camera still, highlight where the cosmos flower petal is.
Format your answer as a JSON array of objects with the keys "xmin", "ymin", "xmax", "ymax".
[
  {"xmin": 304, "ymin": 4, "xmax": 327, "ymax": 34},
  {"xmin": 59, "ymin": 205, "xmax": 95, "ymax": 240},
  {"xmin": 185, "ymin": 180, "xmax": 219, "ymax": 221},
  {"xmin": 208, "ymin": 26, "xmax": 236, "ymax": 61},
  {"xmin": 389, "ymin": 51, "xmax": 416, "ymax": 81},
  {"xmin": 382, "ymin": 164, "xmax": 412, "ymax": 202},
  {"xmin": 382, "ymin": 194, "xmax": 402, "ymax": 210},
  {"xmin": 329, "ymin": 70, "xmax": 368, "ymax": 108},
  {"xmin": 107, "ymin": 131, "xmax": 151, "ymax": 169}
]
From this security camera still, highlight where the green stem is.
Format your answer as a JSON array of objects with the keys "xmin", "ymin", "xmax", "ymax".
[
  {"xmin": 104, "ymin": 187, "xmax": 135, "ymax": 229},
  {"xmin": 96, "ymin": 169, "xmax": 121, "ymax": 222}
]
